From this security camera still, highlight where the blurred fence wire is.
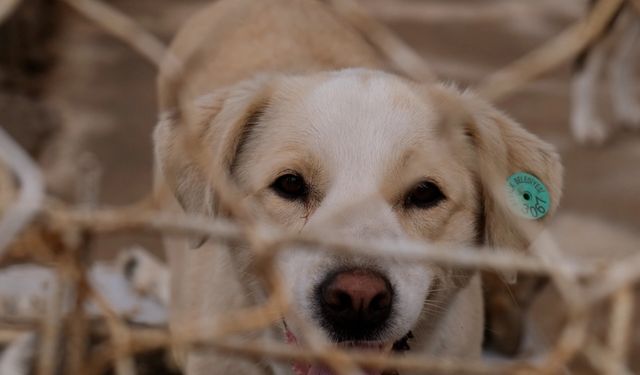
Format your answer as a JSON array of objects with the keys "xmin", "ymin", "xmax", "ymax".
[{"xmin": 0, "ymin": 0, "xmax": 639, "ymax": 374}]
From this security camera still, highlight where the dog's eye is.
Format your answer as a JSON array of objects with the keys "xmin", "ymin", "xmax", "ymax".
[
  {"xmin": 271, "ymin": 173, "xmax": 308, "ymax": 201},
  {"xmin": 404, "ymin": 181, "xmax": 445, "ymax": 209}
]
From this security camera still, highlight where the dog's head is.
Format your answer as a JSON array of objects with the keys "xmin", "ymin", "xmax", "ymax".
[{"xmin": 155, "ymin": 69, "xmax": 562, "ymax": 368}]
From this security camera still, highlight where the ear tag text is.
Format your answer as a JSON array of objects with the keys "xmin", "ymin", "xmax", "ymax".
[{"xmin": 506, "ymin": 172, "xmax": 550, "ymax": 220}]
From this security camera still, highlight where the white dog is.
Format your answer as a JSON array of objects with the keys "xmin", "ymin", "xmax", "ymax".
[
  {"xmin": 0, "ymin": 247, "xmax": 171, "ymax": 375},
  {"xmin": 571, "ymin": 1, "xmax": 640, "ymax": 144},
  {"xmin": 153, "ymin": 1, "xmax": 563, "ymax": 374}
]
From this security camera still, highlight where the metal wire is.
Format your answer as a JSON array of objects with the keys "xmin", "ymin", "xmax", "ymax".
[{"xmin": 0, "ymin": 0, "xmax": 638, "ymax": 374}]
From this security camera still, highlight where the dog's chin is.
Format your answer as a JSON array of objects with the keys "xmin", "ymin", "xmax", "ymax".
[{"xmin": 285, "ymin": 327, "xmax": 412, "ymax": 375}]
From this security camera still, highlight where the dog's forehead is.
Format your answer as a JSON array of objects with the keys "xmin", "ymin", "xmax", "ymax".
[
  {"xmin": 273, "ymin": 71, "xmax": 443, "ymax": 177},
  {"xmin": 303, "ymin": 70, "xmax": 436, "ymax": 132}
]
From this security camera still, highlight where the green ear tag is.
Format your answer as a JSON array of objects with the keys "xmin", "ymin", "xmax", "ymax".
[{"xmin": 506, "ymin": 172, "xmax": 550, "ymax": 220}]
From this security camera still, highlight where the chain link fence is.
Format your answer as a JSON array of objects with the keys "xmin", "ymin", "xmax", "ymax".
[{"xmin": 0, "ymin": 0, "xmax": 639, "ymax": 374}]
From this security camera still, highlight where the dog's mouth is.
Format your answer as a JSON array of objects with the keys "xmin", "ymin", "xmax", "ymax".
[{"xmin": 285, "ymin": 327, "xmax": 413, "ymax": 375}]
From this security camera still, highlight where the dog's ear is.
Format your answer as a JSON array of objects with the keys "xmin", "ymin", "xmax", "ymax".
[
  {"xmin": 154, "ymin": 76, "xmax": 273, "ymax": 247},
  {"xmin": 440, "ymin": 89, "xmax": 563, "ymax": 281}
]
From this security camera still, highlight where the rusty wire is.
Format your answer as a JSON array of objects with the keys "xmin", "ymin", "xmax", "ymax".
[{"xmin": 0, "ymin": 0, "xmax": 639, "ymax": 374}]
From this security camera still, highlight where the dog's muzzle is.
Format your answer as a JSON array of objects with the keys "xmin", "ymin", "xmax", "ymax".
[{"xmin": 285, "ymin": 268, "xmax": 412, "ymax": 375}]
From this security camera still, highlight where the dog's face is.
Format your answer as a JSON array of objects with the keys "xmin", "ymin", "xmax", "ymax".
[
  {"xmin": 232, "ymin": 71, "xmax": 481, "ymax": 348},
  {"xmin": 155, "ymin": 69, "xmax": 562, "ymax": 366}
]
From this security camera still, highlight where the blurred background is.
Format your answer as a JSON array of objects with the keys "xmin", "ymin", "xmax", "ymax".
[{"xmin": 0, "ymin": 0, "xmax": 639, "ymax": 373}]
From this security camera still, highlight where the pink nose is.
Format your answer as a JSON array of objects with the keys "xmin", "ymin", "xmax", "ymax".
[
  {"xmin": 327, "ymin": 270, "xmax": 390, "ymax": 310},
  {"xmin": 319, "ymin": 269, "xmax": 392, "ymax": 340}
]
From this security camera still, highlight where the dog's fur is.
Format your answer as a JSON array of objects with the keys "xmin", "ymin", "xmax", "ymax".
[
  {"xmin": 153, "ymin": 1, "xmax": 562, "ymax": 374},
  {"xmin": 571, "ymin": 1, "xmax": 640, "ymax": 144}
]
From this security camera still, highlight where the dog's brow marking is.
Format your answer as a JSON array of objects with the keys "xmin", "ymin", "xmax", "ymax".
[{"xmin": 398, "ymin": 149, "xmax": 417, "ymax": 170}]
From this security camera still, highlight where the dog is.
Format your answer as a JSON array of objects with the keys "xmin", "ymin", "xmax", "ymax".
[
  {"xmin": 0, "ymin": 247, "xmax": 175, "ymax": 375},
  {"xmin": 153, "ymin": 0, "xmax": 563, "ymax": 374},
  {"xmin": 571, "ymin": 1, "xmax": 640, "ymax": 144}
]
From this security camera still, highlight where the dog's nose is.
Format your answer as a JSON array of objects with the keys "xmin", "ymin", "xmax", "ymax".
[{"xmin": 319, "ymin": 269, "xmax": 392, "ymax": 340}]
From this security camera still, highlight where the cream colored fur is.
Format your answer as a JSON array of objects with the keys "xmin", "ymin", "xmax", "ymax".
[{"xmin": 153, "ymin": 1, "xmax": 563, "ymax": 374}]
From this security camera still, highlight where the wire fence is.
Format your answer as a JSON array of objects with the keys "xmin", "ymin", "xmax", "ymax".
[{"xmin": 0, "ymin": 0, "xmax": 639, "ymax": 374}]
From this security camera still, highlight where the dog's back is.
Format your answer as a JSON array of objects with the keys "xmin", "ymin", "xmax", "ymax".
[{"xmin": 158, "ymin": 0, "xmax": 390, "ymax": 114}]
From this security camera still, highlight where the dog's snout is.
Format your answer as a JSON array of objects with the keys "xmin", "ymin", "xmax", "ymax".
[{"xmin": 318, "ymin": 269, "xmax": 392, "ymax": 340}]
